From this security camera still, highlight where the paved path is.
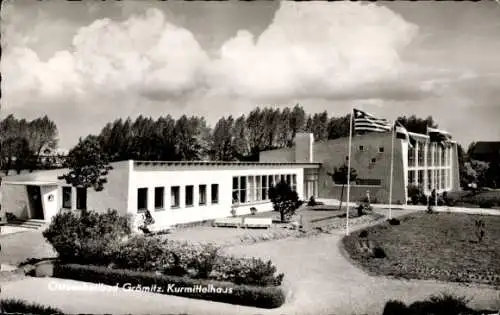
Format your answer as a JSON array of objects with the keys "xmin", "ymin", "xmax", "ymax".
[{"xmin": 2, "ymin": 209, "xmax": 499, "ymax": 315}]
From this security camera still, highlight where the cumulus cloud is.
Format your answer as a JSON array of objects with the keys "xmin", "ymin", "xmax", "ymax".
[{"xmin": 209, "ymin": 1, "xmax": 421, "ymax": 100}]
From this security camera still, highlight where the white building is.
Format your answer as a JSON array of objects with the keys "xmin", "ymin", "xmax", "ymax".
[{"xmin": 0, "ymin": 159, "xmax": 320, "ymax": 230}]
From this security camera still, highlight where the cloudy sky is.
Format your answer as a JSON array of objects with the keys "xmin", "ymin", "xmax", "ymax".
[{"xmin": 2, "ymin": 0, "xmax": 500, "ymax": 149}]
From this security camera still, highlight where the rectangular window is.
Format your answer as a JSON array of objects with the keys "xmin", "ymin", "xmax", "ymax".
[
  {"xmin": 408, "ymin": 171, "xmax": 415, "ymax": 186},
  {"xmin": 427, "ymin": 143, "xmax": 433, "ymax": 165},
  {"xmin": 291, "ymin": 174, "xmax": 297, "ymax": 191},
  {"xmin": 268, "ymin": 175, "xmax": 274, "ymax": 189},
  {"xmin": 408, "ymin": 146, "xmax": 415, "ymax": 167},
  {"xmin": 262, "ymin": 176, "xmax": 268, "ymax": 200},
  {"xmin": 154, "ymin": 187, "xmax": 164, "ymax": 209},
  {"xmin": 232, "ymin": 176, "xmax": 239, "ymax": 204},
  {"xmin": 199, "ymin": 185, "xmax": 207, "ymax": 205},
  {"xmin": 239, "ymin": 177, "xmax": 247, "ymax": 203},
  {"xmin": 171, "ymin": 186, "xmax": 180, "ymax": 208},
  {"xmin": 274, "ymin": 175, "xmax": 280, "ymax": 186},
  {"xmin": 418, "ymin": 170, "xmax": 424, "ymax": 187},
  {"xmin": 185, "ymin": 185, "xmax": 194, "ymax": 207},
  {"xmin": 211, "ymin": 184, "xmax": 219, "ymax": 204},
  {"xmin": 355, "ymin": 179, "xmax": 382, "ymax": 186},
  {"xmin": 62, "ymin": 187, "xmax": 72, "ymax": 209},
  {"xmin": 248, "ymin": 176, "xmax": 255, "ymax": 202},
  {"xmin": 359, "ymin": 145, "xmax": 364, "ymax": 151},
  {"xmin": 417, "ymin": 142, "xmax": 425, "ymax": 166},
  {"xmin": 137, "ymin": 188, "xmax": 148, "ymax": 212},
  {"xmin": 256, "ymin": 176, "xmax": 262, "ymax": 200},
  {"xmin": 379, "ymin": 147, "xmax": 384, "ymax": 153},
  {"xmin": 76, "ymin": 188, "xmax": 87, "ymax": 210},
  {"xmin": 286, "ymin": 174, "xmax": 291, "ymax": 185},
  {"xmin": 427, "ymin": 170, "xmax": 433, "ymax": 190}
]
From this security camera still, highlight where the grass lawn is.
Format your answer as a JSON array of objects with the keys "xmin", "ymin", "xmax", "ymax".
[{"xmin": 343, "ymin": 212, "xmax": 500, "ymax": 286}]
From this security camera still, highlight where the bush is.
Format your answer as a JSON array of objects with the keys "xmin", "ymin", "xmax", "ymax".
[
  {"xmin": 0, "ymin": 299, "xmax": 64, "ymax": 315},
  {"xmin": 307, "ymin": 196, "xmax": 318, "ymax": 206},
  {"xmin": 407, "ymin": 185, "xmax": 426, "ymax": 205},
  {"xmin": 388, "ymin": 218, "xmax": 400, "ymax": 225},
  {"xmin": 42, "ymin": 209, "xmax": 131, "ymax": 264},
  {"xmin": 53, "ymin": 264, "xmax": 286, "ymax": 309},
  {"xmin": 359, "ymin": 230, "xmax": 368, "ymax": 238},
  {"xmin": 408, "ymin": 293, "xmax": 470, "ymax": 315},
  {"xmin": 372, "ymin": 247, "xmax": 387, "ymax": 258},
  {"xmin": 269, "ymin": 181, "xmax": 301, "ymax": 222},
  {"xmin": 382, "ymin": 300, "xmax": 408, "ymax": 315},
  {"xmin": 479, "ymin": 200, "xmax": 495, "ymax": 208},
  {"xmin": 213, "ymin": 256, "xmax": 284, "ymax": 286}
]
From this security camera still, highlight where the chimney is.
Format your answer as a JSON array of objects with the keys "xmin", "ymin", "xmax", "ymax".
[{"xmin": 295, "ymin": 133, "xmax": 314, "ymax": 163}]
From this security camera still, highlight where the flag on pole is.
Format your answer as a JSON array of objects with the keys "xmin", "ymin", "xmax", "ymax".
[
  {"xmin": 353, "ymin": 109, "xmax": 392, "ymax": 133},
  {"xmin": 395, "ymin": 122, "xmax": 416, "ymax": 148}
]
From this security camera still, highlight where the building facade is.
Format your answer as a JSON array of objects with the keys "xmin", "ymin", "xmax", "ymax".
[
  {"xmin": 260, "ymin": 132, "xmax": 460, "ymax": 204},
  {"xmin": 0, "ymin": 160, "xmax": 319, "ymax": 230}
]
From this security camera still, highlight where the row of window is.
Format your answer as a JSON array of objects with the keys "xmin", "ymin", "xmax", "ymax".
[
  {"xmin": 409, "ymin": 143, "xmax": 452, "ymax": 168},
  {"xmin": 137, "ymin": 184, "xmax": 219, "ymax": 212},
  {"xmin": 407, "ymin": 168, "xmax": 452, "ymax": 191},
  {"xmin": 62, "ymin": 187, "xmax": 87, "ymax": 210},
  {"xmin": 232, "ymin": 174, "xmax": 297, "ymax": 204}
]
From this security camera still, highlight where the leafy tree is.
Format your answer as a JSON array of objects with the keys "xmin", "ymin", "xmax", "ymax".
[
  {"xmin": 27, "ymin": 115, "xmax": 58, "ymax": 169},
  {"xmin": 327, "ymin": 115, "xmax": 350, "ymax": 140},
  {"xmin": 463, "ymin": 160, "xmax": 490, "ymax": 189},
  {"xmin": 328, "ymin": 164, "xmax": 358, "ymax": 210},
  {"xmin": 268, "ymin": 181, "xmax": 301, "ymax": 222},
  {"xmin": 289, "ymin": 104, "xmax": 306, "ymax": 145},
  {"xmin": 58, "ymin": 135, "xmax": 113, "ymax": 194}
]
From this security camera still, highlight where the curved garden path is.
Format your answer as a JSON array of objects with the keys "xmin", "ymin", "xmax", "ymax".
[{"xmin": 2, "ymin": 209, "xmax": 499, "ymax": 315}]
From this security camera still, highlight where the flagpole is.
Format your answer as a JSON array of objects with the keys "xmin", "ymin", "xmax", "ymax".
[
  {"xmin": 346, "ymin": 108, "xmax": 354, "ymax": 236},
  {"xmin": 388, "ymin": 122, "xmax": 395, "ymax": 219}
]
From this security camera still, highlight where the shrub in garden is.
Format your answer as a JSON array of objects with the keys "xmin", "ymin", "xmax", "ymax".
[
  {"xmin": 42, "ymin": 209, "xmax": 131, "ymax": 264},
  {"xmin": 478, "ymin": 200, "xmax": 495, "ymax": 208},
  {"xmin": 388, "ymin": 218, "xmax": 400, "ymax": 225},
  {"xmin": 213, "ymin": 256, "xmax": 284, "ymax": 286},
  {"xmin": 382, "ymin": 300, "xmax": 408, "ymax": 315},
  {"xmin": 307, "ymin": 196, "xmax": 318, "ymax": 206},
  {"xmin": 0, "ymin": 299, "xmax": 64, "ymax": 315},
  {"xmin": 269, "ymin": 181, "xmax": 301, "ymax": 222},
  {"xmin": 372, "ymin": 247, "xmax": 387, "ymax": 258},
  {"xmin": 359, "ymin": 230, "xmax": 368, "ymax": 238},
  {"xmin": 53, "ymin": 264, "xmax": 286, "ymax": 309},
  {"xmin": 407, "ymin": 184, "xmax": 426, "ymax": 205},
  {"xmin": 408, "ymin": 293, "xmax": 470, "ymax": 315}
]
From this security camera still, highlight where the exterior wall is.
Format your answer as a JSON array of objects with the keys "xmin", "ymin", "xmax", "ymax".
[
  {"xmin": 259, "ymin": 147, "xmax": 295, "ymax": 163},
  {"xmin": 295, "ymin": 133, "xmax": 314, "ymax": 163},
  {"xmin": 86, "ymin": 160, "xmax": 130, "ymax": 215},
  {"xmin": 128, "ymin": 165, "xmax": 305, "ymax": 229},
  {"xmin": 315, "ymin": 134, "xmax": 406, "ymax": 204},
  {"xmin": 0, "ymin": 184, "xmax": 30, "ymax": 220}
]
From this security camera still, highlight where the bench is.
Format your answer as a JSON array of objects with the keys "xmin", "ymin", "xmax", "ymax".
[
  {"xmin": 213, "ymin": 217, "xmax": 243, "ymax": 228},
  {"xmin": 242, "ymin": 217, "xmax": 272, "ymax": 229}
]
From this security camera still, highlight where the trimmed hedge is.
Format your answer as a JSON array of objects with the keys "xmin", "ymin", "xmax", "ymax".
[
  {"xmin": 54, "ymin": 264, "xmax": 286, "ymax": 309},
  {"xmin": 0, "ymin": 299, "xmax": 64, "ymax": 315}
]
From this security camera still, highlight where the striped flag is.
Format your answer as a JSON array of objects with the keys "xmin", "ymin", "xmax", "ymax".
[
  {"xmin": 353, "ymin": 109, "xmax": 392, "ymax": 133},
  {"xmin": 395, "ymin": 122, "xmax": 416, "ymax": 148}
]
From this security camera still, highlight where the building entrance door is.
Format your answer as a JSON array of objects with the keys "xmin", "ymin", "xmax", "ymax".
[{"xmin": 27, "ymin": 185, "xmax": 44, "ymax": 219}]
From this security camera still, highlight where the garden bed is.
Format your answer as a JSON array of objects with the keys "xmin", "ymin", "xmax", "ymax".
[
  {"xmin": 53, "ymin": 263, "xmax": 286, "ymax": 309},
  {"xmin": 343, "ymin": 212, "xmax": 500, "ymax": 286}
]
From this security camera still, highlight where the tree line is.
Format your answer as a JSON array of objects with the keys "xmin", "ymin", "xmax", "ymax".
[
  {"xmin": 0, "ymin": 114, "xmax": 58, "ymax": 175},
  {"xmin": 3, "ymin": 105, "xmax": 484, "ymax": 186}
]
